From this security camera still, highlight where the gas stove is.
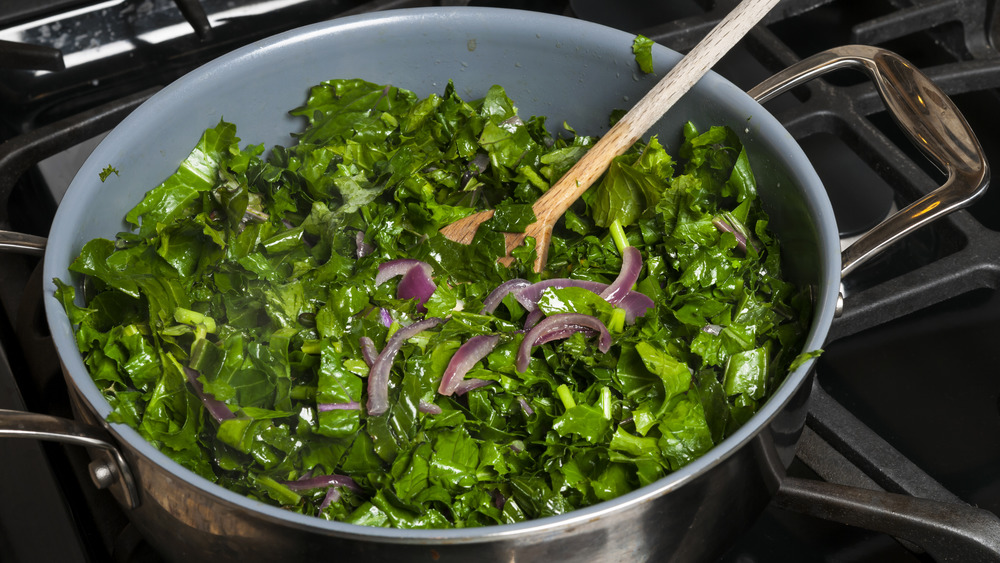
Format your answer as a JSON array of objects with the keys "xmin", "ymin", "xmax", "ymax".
[{"xmin": 2, "ymin": 1, "xmax": 1000, "ymax": 561}]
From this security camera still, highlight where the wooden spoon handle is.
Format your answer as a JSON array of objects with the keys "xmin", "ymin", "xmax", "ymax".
[{"xmin": 531, "ymin": 0, "xmax": 781, "ymax": 224}]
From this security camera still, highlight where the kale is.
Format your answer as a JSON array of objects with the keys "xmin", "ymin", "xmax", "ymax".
[
  {"xmin": 56, "ymin": 78, "xmax": 814, "ymax": 527},
  {"xmin": 632, "ymin": 34, "xmax": 656, "ymax": 75}
]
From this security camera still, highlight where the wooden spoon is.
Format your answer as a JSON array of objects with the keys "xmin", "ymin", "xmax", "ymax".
[{"xmin": 439, "ymin": 0, "xmax": 781, "ymax": 272}]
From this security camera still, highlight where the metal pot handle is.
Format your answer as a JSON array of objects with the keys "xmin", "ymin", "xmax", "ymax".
[
  {"xmin": 775, "ymin": 476, "xmax": 1000, "ymax": 560},
  {"xmin": 0, "ymin": 408, "xmax": 140, "ymax": 508},
  {"xmin": 0, "ymin": 230, "xmax": 46, "ymax": 255},
  {"xmin": 747, "ymin": 45, "xmax": 990, "ymax": 280}
]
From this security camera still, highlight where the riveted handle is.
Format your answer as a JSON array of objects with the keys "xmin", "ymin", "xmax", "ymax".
[
  {"xmin": 0, "ymin": 408, "xmax": 140, "ymax": 509},
  {"xmin": 748, "ymin": 45, "xmax": 989, "ymax": 279}
]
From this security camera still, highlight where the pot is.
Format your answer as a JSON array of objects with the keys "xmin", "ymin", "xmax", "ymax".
[{"xmin": 0, "ymin": 7, "xmax": 988, "ymax": 562}]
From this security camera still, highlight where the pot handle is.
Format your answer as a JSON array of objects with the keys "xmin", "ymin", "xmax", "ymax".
[
  {"xmin": 747, "ymin": 45, "xmax": 989, "ymax": 280},
  {"xmin": 0, "ymin": 408, "xmax": 140, "ymax": 509},
  {"xmin": 0, "ymin": 230, "xmax": 46, "ymax": 255},
  {"xmin": 774, "ymin": 477, "xmax": 1000, "ymax": 560}
]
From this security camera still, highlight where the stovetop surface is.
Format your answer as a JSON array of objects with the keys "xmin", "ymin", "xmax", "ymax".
[{"xmin": 2, "ymin": 1, "xmax": 999, "ymax": 562}]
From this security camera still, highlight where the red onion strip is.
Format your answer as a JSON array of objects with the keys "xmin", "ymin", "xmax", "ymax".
[
  {"xmin": 453, "ymin": 378, "xmax": 493, "ymax": 395},
  {"xmin": 376, "ymin": 259, "xmax": 436, "ymax": 311},
  {"xmin": 379, "ymin": 308, "xmax": 393, "ymax": 328},
  {"xmin": 713, "ymin": 217, "xmax": 748, "ymax": 253},
  {"xmin": 183, "ymin": 366, "xmax": 235, "ymax": 423},
  {"xmin": 281, "ymin": 473, "xmax": 361, "ymax": 511},
  {"xmin": 516, "ymin": 313, "xmax": 611, "ymax": 373},
  {"xmin": 513, "ymin": 279, "xmax": 653, "ymax": 324},
  {"xmin": 479, "ymin": 278, "xmax": 530, "ymax": 314},
  {"xmin": 319, "ymin": 487, "xmax": 341, "ymax": 510},
  {"xmin": 367, "ymin": 317, "xmax": 444, "ymax": 416},
  {"xmin": 418, "ymin": 399, "xmax": 443, "ymax": 414},
  {"xmin": 522, "ymin": 309, "xmax": 544, "ymax": 330},
  {"xmin": 359, "ymin": 336, "xmax": 378, "ymax": 367},
  {"xmin": 280, "ymin": 474, "xmax": 361, "ymax": 492},
  {"xmin": 438, "ymin": 334, "xmax": 500, "ymax": 396},
  {"xmin": 512, "ymin": 279, "xmax": 592, "ymax": 310},
  {"xmin": 518, "ymin": 396, "xmax": 534, "ymax": 416},
  {"xmin": 397, "ymin": 264, "xmax": 437, "ymax": 312},
  {"xmin": 599, "ymin": 246, "xmax": 642, "ymax": 305},
  {"xmin": 533, "ymin": 326, "xmax": 597, "ymax": 347},
  {"xmin": 611, "ymin": 291, "xmax": 654, "ymax": 324},
  {"xmin": 375, "ymin": 259, "xmax": 430, "ymax": 286},
  {"xmin": 355, "ymin": 231, "xmax": 374, "ymax": 258},
  {"xmin": 491, "ymin": 489, "xmax": 506, "ymax": 510}
]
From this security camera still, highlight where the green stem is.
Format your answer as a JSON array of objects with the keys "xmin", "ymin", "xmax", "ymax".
[
  {"xmin": 387, "ymin": 321, "xmax": 402, "ymax": 340},
  {"xmin": 290, "ymin": 385, "xmax": 317, "ymax": 400},
  {"xmin": 608, "ymin": 307, "xmax": 627, "ymax": 334},
  {"xmin": 300, "ymin": 340, "xmax": 323, "ymax": 355},
  {"xmin": 556, "ymin": 384, "xmax": 576, "ymax": 410},
  {"xmin": 610, "ymin": 219, "xmax": 629, "ymax": 254},
  {"xmin": 174, "ymin": 307, "xmax": 216, "ymax": 333},
  {"xmin": 599, "ymin": 386, "xmax": 612, "ymax": 419}
]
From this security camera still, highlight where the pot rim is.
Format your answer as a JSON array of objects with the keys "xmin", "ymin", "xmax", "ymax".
[{"xmin": 42, "ymin": 6, "xmax": 840, "ymax": 542}]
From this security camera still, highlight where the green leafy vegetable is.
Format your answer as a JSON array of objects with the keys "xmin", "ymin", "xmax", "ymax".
[
  {"xmin": 57, "ymin": 77, "xmax": 814, "ymax": 529},
  {"xmin": 632, "ymin": 34, "xmax": 655, "ymax": 74},
  {"xmin": 100, "ymin": 165, "xmax": 120, "ymax": 182}
]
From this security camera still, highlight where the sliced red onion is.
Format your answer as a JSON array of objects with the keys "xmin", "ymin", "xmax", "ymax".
[
  {"xmin": 183, "ymin": 366, "xmax": 235, "ymax": 423},
  {"xmin": 533, "ymin": 326, "xmax": 597, "ymax": 347},
  {"xmin": 375, "ymin": 259, "xmax": 436, "ymax": 311},
  {"xmin": 418, "ymin": 399, "xmax": 442, "ymax": 414},
  {"xmin": 491, "ymin": 489, "xmax": 506, "ymax": 510},
  {"xmin": 367, "ymin": 317, "xmax": 445, "ymax": 416},
  {"xmin": 280, "ymin": 473, "xmax": 361, "ymax": 492},
  {"xmin": 318, "ymin": 401, "xmax": 361, "ymax": 412},
  {"xmin": 279, "ymin": 473, "xmax": 351, "ymax": 511},
  {"xmin": 712, "ymin": 217, "xmax": 748, "ymax": 253},
  {"xmin": 516, "ymin": 313, "xmax": 612, "ymax": 373},
  {"xmin": 479, "ymin": 278, "xmax": 531, "ymax": 315},
  {"xmin": 453, "ymin": 378, "xmax": 493, "ymax": 395},
  {"xmin": 319, "ymin": 487, "xmax": 341, "ymax": 510},
  {"xmin": 438, "ymin": 334, "xmax": 500, "ymax": 396},
  {"xmin": 512, "ymin": 279, "xmax": 590, "ymax": 310},
  {"xmin": 355, "ymin": 231, "xmax": 374, "ymax": 258},
  {"xmin": 375, "ymin": 259, "xmax": 432, "ymax": 286},
  {"xmin": 359, "ymin": 336, "xmax": 378, "ymax": 367},
  {"xmin": 522, "ymin": 309, "xmax": 544, "ymax": 330},
  {"xmin": 518, "ymin": 396, "xmax": 534, "ymax": 416},
  {"xmin": 599, "ymin": 246, "xmax": 642, "ymax": 305},
  {"xmin": 397, "ymin": 263, "xmax": 437, "ymax": 311},
  {"xmin": 513, "ymin": 279, "xmax": 653, "ymax": 324},
  {"xmin": 379, "ymin": 308, "xmax": 393, "ymax": 328},
  {"xmin": 599, "ymin": 290, "xmax": 656, "ymax": 324}
]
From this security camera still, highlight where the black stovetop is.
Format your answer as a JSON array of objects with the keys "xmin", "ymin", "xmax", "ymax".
[{"xmin": 2, "ymin": 1, "xmax": 1000, "ymax": 561}]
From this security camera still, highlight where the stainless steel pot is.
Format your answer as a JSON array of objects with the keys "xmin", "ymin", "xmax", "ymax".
[{"xmin": 0, "ymin": 8, "xmax": 989, "ymax": 562}]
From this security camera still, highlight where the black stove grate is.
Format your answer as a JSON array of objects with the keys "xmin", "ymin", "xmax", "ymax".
[{"xmin": 1, "ymin": 1, "xmax": 999, "ymax": 561}]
